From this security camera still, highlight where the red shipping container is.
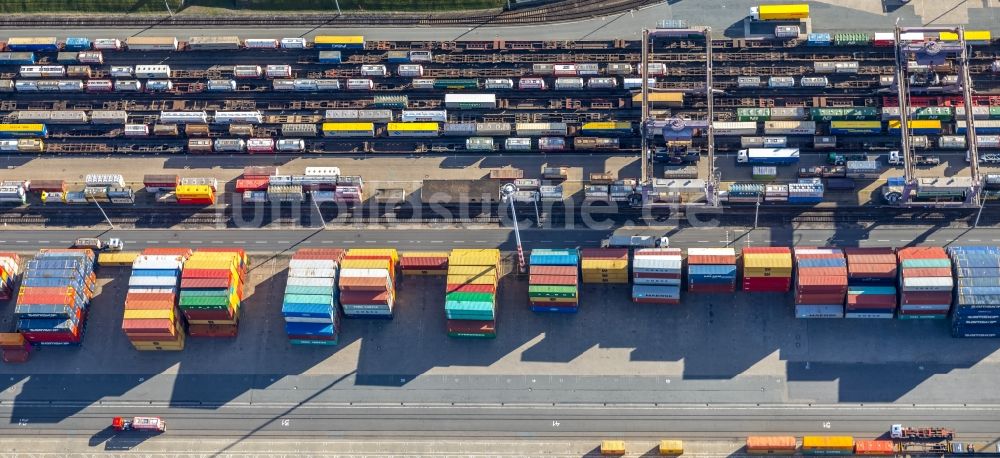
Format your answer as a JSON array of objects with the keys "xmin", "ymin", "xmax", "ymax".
[
  {"xmin": 188, "ymin": 323, "xmax": 239, "ymax": 337},
  {"xmin": 529, "ymin": 274, "xmax": 578, "ymax": 286},
  {"xmin": 180, "ymin": 278, "xmax": 231, "ymax": 289},
  {"xmin": 901, "ymin": 291, "xmax": 952, "ymax": 305},
  {"xmin": 122, "ymin": 318, "xmax": 176, "ymax": 333},
  {"xmin": 846, "ymin": 294, "xmax": 897, "ymax": 308},
  {"xmin": 235, "ymin": 178, "xmax": 269, "ymax": 192},
  {"xmin": 340, "ymin": 290, "xmax": 392, "ymax": 305},
  {"xmin": 743, "ymin": 277, "xmax": 791, "ymax": 292},
  {"xmin": 143, "ymin": 248, "xmax": 193, "ymax": 257},
  {"xmin": 292, "ymin": 252, "xmax": 346, "ymax": 262},
  {"xmin": 897, "ymin": 247, "xmax": 947, "ymax": 259},
  {"xmin": 854, "ymin": 439, "xmax": 894, "ymax": 455},
  {"xmin": 848, "ymin": 263, "xmax": 896, "ymax": 277},
  {"xmin": 688, "ymin": 284, "xmax": 736, "ymax": 293},
  {"xmin": 901, "ymin": 267, "xmax": 952, "ymax": 278},
  {"xmin": 687, "ymin": 254, "xmax": 738, "ymax": 265},
  {"xmin": 126, "ymin": 292, "xmax": 175, "ymax": 302},
  {"xmin": 183, "ymin": 308, "xmax": 236, "ymax": 321},
  {"xmin": 28, "ymin": 179, "xmax": 67, "ymax": 193},
  {"xmin": 446, "ymin": 284, "xmax": 496, "ymax": 293},
  {"xmin": 898, "ymin": 308, "xmax": 950, "ymax": 315},
  {"xmin": 181, "ymin": 269, "xmax": 232, "ymax": 280},
  {"xmin": 635, "ymin": 248, "xmax": 681, "ymax": 256},
  {"xmin": 579, "ymin": 248, "xmax": 628, "ymax": 260},
  {"xmin": 17, "ymin": 293, "xmax": 76, "ymax": 307},
  {"xmin": 446, "ymin": 319, "xmax": 496, "ymax": 334},
  {"xmin": 529, "ymin": 265, "xmax": 577, "ymax": 276}
]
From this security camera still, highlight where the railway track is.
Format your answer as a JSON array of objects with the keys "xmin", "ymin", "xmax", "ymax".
[{"xmin": 0, "ymin": 0, "xmax": 659, "ymax": 28}]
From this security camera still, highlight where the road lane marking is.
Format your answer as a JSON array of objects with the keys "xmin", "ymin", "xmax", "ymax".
[
  {"xmin": 148, "ymin": 240, "xmax": 159, "ymax": 244},
  {"xmin": 697, "ymin": 240, "xmax": 708, "ymax": 243},
  {"xmin": 167, "ymin": 240, "xmax": 179, "ymax": 244},
  {"xmin": 970, "ymin": 239, "xmax": 982, "ymax": 242},
  {"xmin": 234, "ymin": 241, "xmax": 246, "ymax": 244},
  {"xmin": 255, "ymin": 241, "xmax": 267, "ymax": 244},
  {"xmin": 57, "ymin": 240, "xmax": 71, "ymax": 244},
  {"xmin": 321, "ymin": 241, "xmax": 333, "ymax": 244},
  {"xmin": 343, "ymin": 240, "xmax": 355, "ymax": 244},
  {"xmin": 210, "ymin": 241, "xmax": 222, "ymax": 244},
  {"xmin": 364, "ymin": 240, "xmax": 376, "ymax": 243},
  {"xmin": 191, "ymin": 241, "xmax": 202, "ymax": 244},
  {"xmin": 475, "ymin": 240, "xmax": 487, "ymax": 243},
  {"xmin": 15, "ymin": 241, "xmax": 26, "ymax": 243},
  {"xmin": 454, "ymin": 240, "xmax": 465, "ymax": 243},
  {"xmin": 38, "ymin": 240, "xmax": 49, "ymax": 244},
  {"xmin": 430, "ymin": 241, "xmax": 443, "ymax": 243},
  {"xmin": 877, "ymin": 240, "xmax": 889, "ymax": 242},
  {"xmin": 388, "ymin": 240, "xmax": 399, "ymax": 243},
  {"xmin": 278, "ymin": 241, "xmax": 290, "ymax": 244}
]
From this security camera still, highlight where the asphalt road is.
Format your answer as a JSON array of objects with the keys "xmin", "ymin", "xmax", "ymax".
[
  {"xmin": 10, "ymin": 1, "xmax": 999, "ymax": 40},
  {"xmin": 5, "ymin": 226, "xmax": 1000, "ymax": 252}
]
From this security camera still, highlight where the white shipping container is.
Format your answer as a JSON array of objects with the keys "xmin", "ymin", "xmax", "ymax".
[
  {"xmin": 632, "ymin": 277, "xmax": 682, "ymax": 286},
  {"xmin": 244, "ymin": 38, "xmax": 279, "ymax": 49},
  {"xmin": 124, "ymin": 124, "xmax": 149, "ymax": 136},
  {"xmin": 288, "ymin": 259, "xmax": 338, "ymax": 269},
  {"xmin": 901, "ymin": 276, "xmax": 954, "ymax": 291},
  {"xmin": 285, "ymin": 277, "xmax": 337, "ymax": 287},
  {"xmin": 281, "ymin": 38, "xmax": 307, "ymax": 49},
  {"xmin": 304, "ymin": 166, "xmax": 341, "ymax": 177},
  {"xmin": 360, "ymin": 65, "xmax": 388, "ymax": 77},
  {"xmin": 134, "ymin": 65, "xmax": 171, "ymax": 79},
  {"xmin": 347, "ymin": 79, "xmax": 374, "ymax": 90},
  {"xmin": 93, "ymin": 38, "xmax": 123, "ymax": 50},
  {"xmin": 397, "ymin": 64, "xmax": 423, "ymax": 77}
]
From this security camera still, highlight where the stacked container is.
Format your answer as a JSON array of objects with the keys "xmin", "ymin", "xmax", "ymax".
[
  {"xmin": 528, "ymin": 249, "xmax": 580, "ymax": 313},
  {"xmin": 742, "ymin": 247, "xmax": 793, "ymax": 292},
  {"xmin": 123, "ymin": 253, "xmax": 187, "ymax": 351},
  {"xmin": 446, "ymin": 249, "xmax": 501, "ymax": 338},
  {"xmin": 897, "ymin": 247, "xmax": 953, "ymax": 319},
  {"xmin": 686, "ymin": 248, "xmax": 738, "ymax": 293},
  {"xmin": 339, "ymin": 249, "xmax": 398, "ymax": 318},
  {"xmin": 179, "ymin": 249, "xmax": 247, "ymax": 337},
  {"xmin": 0, "ymin": 253, "xmax": 20, "ymax": 300},
  {"xmin": 283, "ymin": 248, "xmax": 344, "ymax": 345},
  {"xmin": 0, "ymin": 333, "xmax": 31, "ymax": 363},
  {"xmin": 15, "ymin": 249, "xmax": 96, "ymax": 346},
  {"xmin": 580, "ymin": 249, "xmax": 629, "ymax": 284},
  {"xmin": 948, "ymin": 246, "xmax": 1000, "ymax": 337},
  {"xmin": 844, "ymin": 248, "xmax": 898, "ymax": 318},
  {"xmin": 175, "ymin": 185, "xmax": 216, "ymax": 205},
  {"xmin": 632, "ymin": 248, "xmax": 682, "ymax": 304},
  {"xmin": 793, "ymin": 248, "xmax": 848, "ymax": 318},
  {"xmin": 399, "ymin": 251, "xmax": 448, "ymax": 276}
]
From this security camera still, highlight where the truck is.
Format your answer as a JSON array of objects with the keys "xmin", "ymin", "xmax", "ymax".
[
  {"xmin": 827, "ymin": 152, "xmax": 869, "ymax": 166},
  {"xmin": 890, "ymin": 424, "xmax": 954, "ymax": 441},
  {"xmin": 112, "ymin": 416, "xmax": 166, "ymax": 432},
  {"xmin": 72, "ymin": 237, "xmax": 124, "ymax": 251},
  {"xmin": 737, "ymin": 148, "xmax": 800, "ymax": 165},
  {"xmin": 602, "ymin": 234, "xmax": 669, "ymax": 249},
  {"xmin": 888, "ymin": 150, "xmax": 940, "ymax": 166}
]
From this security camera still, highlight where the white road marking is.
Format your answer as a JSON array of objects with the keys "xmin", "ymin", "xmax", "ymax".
[
  {"xmin": 148, "ymin": 241, "xmax": 159, "ymax": 244},
  {"xmin": 234, "ymin": 241, "xmax": 246, "ymax": 244},
  {"xmin": 343, "ymin": 240, "xmax": 355, "ymax": 244},
  {"xmin": 540, "ymin": 240, "xmax": 552, "ymax": 243},
  {"xmin": 431, "ymin": 241, "xmax": 443, "ymax": 243},
  {"xmin": 969, "ymin": 239, "xmax": 982, "ymax": 242},
  {"xmin": 475, "ymin": 240, "xmax": 487, "ymax": 243},
  {"xmin": 697, "ymin": 240, "xmax": 709, "ymax": 243},
  {"xmin": 388, "ymin": 240, "xmax": 399, "ymax": 243},
  {"xmin": 167, "ymin": 240, "xmax": 179, "ymax": 244},
  {"xmin": 57, "ymin": 240, "xmax": 71, "ymax": 244},
  {"xmin": 255, "ymin": 241, "xmax": 267, "ymax": 244},
  {"xmin": 877, "ymin": 240, "xmax": 889, "ymax": 242},
  {"xmin": 15, "ymin": 241, "xmax": 26, "ymax": 243},
  {"xmin": 278, "ymin": 241, "xmax": 290, "ymax": 244},
  {"xmin": 808, "ymin": 240, "xmax": 823, "ymax": 242},
  {"xmin": 321, "ymin": 241, "xmax": 334, "ymax": 244},
  {"xmin": 210, "ymin": 241, "xmax": 223, "ymax": 244},
  {"xmin": 364, "ymin": 240, "xmax": 376, "ymax": 243},
  {"xmin": 454, "ymin": 240, "xmax": 465, "ymax": 243},
  {"xmin": 38, "ymin": 240, "xmax": 49, "ymax": 244},
  {"xmin": 191, "ymin": 241, "xmax": 202, "ymax": 244}
]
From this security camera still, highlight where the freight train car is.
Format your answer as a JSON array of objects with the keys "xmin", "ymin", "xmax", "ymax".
[
  {"xmin": 580, "ymin": 122, "xmax": 632, "ymax": 136},
  {"xmin": 830, "ymin": 121, "xmax": 882, "ymax": 135},
  {"xmin": 958, "ymin": 120, "xmax": 1000, "ymax": 135},
  {"xmin": 314, "ymin": 35, "xmax": 364, "ymax": 50},
  {"xmin": 0, "ymin": 124, "xmax": 48, "ymax": 138},
  {"xmin": 574, "ymin": 137, "xmax": 620, "ymax": 150},
  {"xmin": 889, "ymin": 119, "xmax": 943, "ymax": 135},
  {"xmin": 751, "ymin": 3, "xmax": 809, "ymax": 20},
  {"xmin": 0, "ymin": 52, "xmax": 36, "ymax": 65},
  {"xmin": 321, "ymin": 122, "xmax": 376, "ymax": 137},
  {"xmin": 435, "ymin": 79, "xmax": 479, "ymax": 90},
  {"xmin": 444, "ymin": 93, "xmax": 496, "ymax": 109},
  {"xmin": 6, "ymin": 37, "xmax": 59, "ymax": 52},
  {"xmin": 386, "ymin": 122, "xmax": 439, "ymax": 137}
]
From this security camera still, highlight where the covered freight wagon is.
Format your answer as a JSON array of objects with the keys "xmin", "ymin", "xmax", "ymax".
[
  {"xmin": 125, "ymin": 36, "xmax": 178, "ymax": 51},
  {"xmin": 313, "ymin": 35, "xmax": 364, "ymax": 49},
  {"xmin": 321, "ymin": 122, "xmax": 375, "ymax": 137},
  {"xmin": 386, "ymin": 122, "xmax": 439, "ymax": 137},
  {"xmin": 889, "ymin": 119, "xmax": 942, "ymax": 135},
  {"xmin": 830, "ymin": 121, "xmax": 882, "ymax": 135},
  {"xmin": 580, "ymin": 122, "xmax": 632, "ymax": 136},
  {"xmin": 444, "ymin": 93, "xmax": 496, "ymax": 109}
]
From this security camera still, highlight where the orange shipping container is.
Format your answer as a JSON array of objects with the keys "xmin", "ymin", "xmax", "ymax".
[
  {"xmin": 746, "ymin": 436, "xmax": 797, "ymax": 453},
  {"xmin": 854, "ymin": 440, "xmax": 895, "ymax": 455}
]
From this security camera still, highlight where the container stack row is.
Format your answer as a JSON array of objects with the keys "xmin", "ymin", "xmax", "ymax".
[
  {"xmin": 446, "ymin": 249, "xmax": 501, "ymax": 338},
  {"xmin": 948, "ymin": 246, "xmax": 1000, "ymax": 338},
  {"xmin": 793, "ymin": 248, "xmax": 848, "ymax": 318},
  {"xmin": 897, "ymin": 247, "xmax": 953, "ymax": 319},
  {"xmin": 15, "ymin": 249, "xmax": 96, "ymax": 346},
  {"xmin": 580, "ymin": 248, "xmax": 628, "ymax": 284},
  {"xmin": 631, "ymin": 248, "xmax": 682, "ymax": 304},
  {"xmin": 844, "ymin": 248, "xmax": 897, "ymax": 319},
  {"xmin": 742, "ymin": 247, "xmax": 792, "ymax": 292},
  {"xmin": 283, "ymin": 248, "xmax": 344, "ymax": 345},
  {"xmin": 0, "ymin": 253, "xmax": 20, "ymax": 300},
  {"xmin": 686, "ymin": 248, "xmax": 737, "ymax": 293},
  {"xmin": 0, "ymin": 333, "xmax": 30, "ymax": 363},
  {"xmin": 528, "ymin": 249, "xmax": 580, "ymax": 313},
  {"xmin": 179, "ymin": 249, "xmax": 247, "ymax": 337},
  {"xmin": 175, "ymin": 184, "xmax": 216, "ymax": 205},
  {"xmin": 339, "ymin": 249, "xmax": 398, "ymax": 318},
  {"xmin": 123, "ymin": 252, "xmax": 187, "ymax": 351},
  {"xmin": 399, "ymin": 251, "xmax": 448, "ymax": 276}
]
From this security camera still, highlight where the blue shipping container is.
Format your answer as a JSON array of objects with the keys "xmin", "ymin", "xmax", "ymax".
[
  {"xmin": 807, "ymin": 33, "xmax": 831, "ymax": 46},
  {"xmin": 64, "ymin": 37, "xmax": 92, "ymax": 51}
]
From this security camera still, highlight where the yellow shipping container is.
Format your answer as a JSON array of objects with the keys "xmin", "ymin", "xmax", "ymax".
[
  {"xmin": 123, "ymin": 309, "xmax": 174, "ymax": 321},
  {"xmin": 757, "ymin": 3, "xmax": 809, "ymax": 20},
  {"xmin": 98, "ymin": 251, "xmax": 140, "ymax": 266},
  {"xmin": 322, "ymin": 122, "xmax": 375, "ymax": 132},
  {"xmin": 175, "ymin": 185, "xmax": 214, "ymax": 197},
  {"xmin": 940, "ymin": 30, "xmax": 991, "ymax": 42},
  {"xmin": 887, "ymin": 119, "xmax": 942, "ymax": 131},
  {"xmin": 448, "ymin": 265, "xmax": 497, "ymax": 275},
  {"xmin": 582, "ymin": 278, "xmax": 629, "ymax": 284},
  {"xmin": 314, "ymin": 35, "xmax": 364, "ymax": 46},
  {"xmin": 601, "ymin": 440, "xmax": 626, "ymax": 456},
  {"xmin": 132, "ymin": 339, "xmax": 185, "ymax": 351},
  {"xmin": 659, "ymin": 440, "xmax": 684, "ymax": 455},
  {"xmin": 347, "ymin": 248, "xmax": 399, "ymax": 263},
  {"xmin": 743, "ymin": 253, "xmax": 792, "ymax": 269},
  {"xmin": 446, "ymin": 274, "xmax": 497, "ymax": 286},
  {"xmin": 581, "ymin": 267, "xmax": 629, "ymax": 274},
  {"xmin": 631, "ymin": 92, "xmax": 684, "ymax": 107},
  {"xmin": 340, "ymin": 259, "xmax": 392, "ymax": 270},
  {"xmin": 801, "ymin": 436, "xmax": 854, "ymax": 450}
]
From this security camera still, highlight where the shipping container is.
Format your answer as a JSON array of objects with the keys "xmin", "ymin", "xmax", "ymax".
[
  {"xmin": 188, "ymin": 36, "xmax": 241, "ymax": 50},
  {"xmin": 125, "ymin": 36, "xmax": 178, "ymax": 51},
  {"xmin": 281, "ymin": 38, "xmax": 307, "ymax": 49},
  {"xmin": 314, "ymin": 35, "xmax": 364, "ymax": 50}
]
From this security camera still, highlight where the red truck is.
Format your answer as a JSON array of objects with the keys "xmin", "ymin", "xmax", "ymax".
[{"xmin": 112, "ymin": 416, "xmax": 166, "ymax": 432}]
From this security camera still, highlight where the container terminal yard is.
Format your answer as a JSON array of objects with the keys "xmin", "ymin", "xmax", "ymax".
[{"xmin": 3, "ymin": 2, "xmax": 1000, "ymax": 457}]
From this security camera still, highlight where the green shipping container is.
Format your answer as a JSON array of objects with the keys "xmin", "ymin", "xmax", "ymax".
[
  {"xmin": 901, "ymin": 259, "xmax": 951, "ymax": 268},
  {"xmin": 179, "ymin": 295, "xmax": 231, "ymax": 308},
  {"xmin": 445, "ymin": 300, "xmax": 496, "ymax": 312},
  {"xmin": 810, "ymin": 107, "xmax": 878, "ymax": 121},
  {"xmin": 446, "ymin": 292, "xmax": 496, "ymax": 303},
  {"xmin": 897, "ymin": 314, "xmax": 948, "ymax": 320},
  {"xmin": 446, "ymin": 311, "xmax": 496, "ymax": 320},
  {"xmin": 737, "ymin": 107, "xmax": 770, "ymax": 122},
  {"xmin": 528, "ymin": 285, "xmax": 578, "ymax": 298},
  {"xmin": 834, "ymin": 32, "xmax": 872, "ymax": 46},
  {"xmin": 448, "ymin": 331, "xmax": 496, "ymax": 339},
  {"xmin": 434, "ymin": 79, "xmax": 478, "ymax": 90},
  {"xmin": 911, "ymin": 106, "xmax": 953, "ymax": 121},
  {"xmin": 284, "ymin": 285, "xmax": 336, "ymax": 296},
  {"xmin": 373, "ymin": 94, "xmax": 408, "ymax": 109},
  {"xmin": 990, "ymin": 107, "xmax": 1000, "ymax": 120},
  {"xmin": 178, "ymin": 289, "xmax": 231, "ymax": 297},
  {"xmin": 290, "ymin": 339, "xmax": 339, "ymax": 345}
]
